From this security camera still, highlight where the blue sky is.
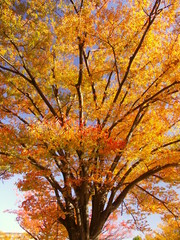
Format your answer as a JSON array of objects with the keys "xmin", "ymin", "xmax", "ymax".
[{"xmin": 0, "ymin": 175, "xmax": 24, "ymax": 233}]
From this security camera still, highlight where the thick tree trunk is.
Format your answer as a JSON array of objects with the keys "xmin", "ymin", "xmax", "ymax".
[
  {"xmin": 66, "ymin": 218, "xmax": 100, "ymax": 240},
  {"xmin": 67, "ymin": 230, "xmax": 99, "ymax": 240}
]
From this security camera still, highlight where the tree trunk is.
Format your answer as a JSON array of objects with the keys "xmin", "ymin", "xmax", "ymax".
[{"xmin": 68, "ymin": 230, "xmax": 99, "ymax": 240}]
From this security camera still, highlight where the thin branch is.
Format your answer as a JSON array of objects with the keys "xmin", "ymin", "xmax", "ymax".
[
  {"xmin": 0, "ymin": 169, "xmax": 8, "ymax": 178},
  {"xmin": 0, "ymin": 54, "xmax": 21, "ymax": 73},
  {"xmin": 131, "ymin": 66, "xmax": 171, "ymax": 109},
  {"xmin": 116, "ymin": 159, "xmax": 143, "ymax": 190},
  {"xmin": 109, "ymin": 43, "xmax": 120, "ymax": 85},
  {"xmin": 0, "ymin": 65, "xmax": 19, "ymax": 74},
  {"xmin": 32, "ymin": 80, "xmax": 60, "ymax": 120},
  {"xmin": 10, "ymin": 82, "xmax": 44, "ymax": 118},
  {"xmin": 76, "ymin": 40, "xmax": 84, "ymax": 127},
  {"xmin": 83, "ymin": 50, "xmax": 98, "ymax": 110},
  {"xmin": 18, "ymin": 224, "xmax": 39, "ymax": 240},
  {"xmin": 0, "ymin": 151, "xmax": 10, "ymax": 156},
  {"xmin": 133, "ymin": 81, "xmax": 180, "ymax": 111},
  {"xmin": 109, "ymin": 81, "xmax": 180, "ymax": 131},
  {"xmin": 111, "ymin": 162, "xmax": 179, "ymax": 211},
  {"xmin": 101, "ymin": 3, "xmax": 158, "ymax": 128},
  {"xmin": 69, "ymin": 0, "xmax": 78, "ymax": 13},
  {"xmin": 0, "ymin": 54, "xmax": 59, "ymax": 119},
  {"xmin": 28, "ymin": 156, "xmax": 47, "ymax": 171},
  {"xmin": 123, "ymin": 201, "xmax": 141, "ymax": 231},
  {"xmin": 136, "ymin": 184, "xmax": 178, "ymax": 218},
  {"xmin": 66, "ymin": 95, "xmax": 75, "ymax": 117},
  {"xmin": 2, "ymin": 106, "xmax": 29, "ymax": 125},
  {"xmin": 80, "ymin": 0, "xmax": 84, "ymax": 10},
  {"xmin": 126, "ymin": 106, "xmax": 146, "ymax": 141},
  {"xmin": 8, "ymin": 37, "xmax": 35, "ymax": 81},
  {"xmin": 152, "ymin": 139, "xmax": 180, "ymax": 153},
  {"xmin": 101, "ymin": 71, "xmax": 113, "ymax": 106},
  {"xmin": 52, "ymin": 84, "xmax": 64, "ymax": 125},
  {"xmin": 0, "ymin": 55, "xmax": 32, "ymax": 82}
]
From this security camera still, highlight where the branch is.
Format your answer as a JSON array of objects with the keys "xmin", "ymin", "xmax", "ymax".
[
  {"xmin": 109, "ymin": 81, "xmax": 180, "ymax": 131},
  {"xmin": 54, "ymin": 188, "xmax": 66, "ymax": 212},
  {"xmin": 126, "ymin": 106, "xmax": 147, "ymax": 141},
  {"xmin": 131, "ymin": 66, "xmax": 171, "ymax": 109},
  {"xmin": 32, "ymin": 80, "xmax": 60, "ymax": 120},
  {"xmin": 109, "ymin": 154, "xmax": 123, "ymax": 173},
  {"xmin": 0, "ymin": 55, "xmax": 59, "ymax": 120},
  {"xmin": 109, "ymin": 43, "xmax": 120, "ymax": 85},
  {"xmin": 66, "ymin": 94, "xmax": 75, "ymax": 117},
  {"xmin": 83, "ymin": 50, "xmax": 98, "ymax": 110},
  {"xmin": 152, "ymin": 139, "xmax": 180, "ymax": 153},
  {"xmin": 133, "ymin": 81, "xmax": 180, "ymax": 112},
  {"xmin": 101, "ymin": 3, "xmax": 157, "ymax": 128},
  {"xmin": 0, "ymin": 65, "xmax": 19, "ymax": 74},
  {"xmin": 18, "ymin": 224, "xmax": 39, "ymax": 240},
  {"xmin": 10, "ymin": 82, "xmax": 44, "ymax": 118},
  {"xmin": 8, "ymin": 37, "xmax": 35, "ymax": 81},
  {"xmin": 0, "ymin": 55, "xmax": 32, "ymax": 82},
  {"xmin": 116, "ymin": 159, "xmax": 143, "ymax": 190},
  {"xmin": 136, "ymin": 184, "xmax": 178, "ymax": 218},
  {"xmin": 1, "ymin": 106, "xmax": 29, "ymax": 125},
  {"xmin": 0, "ymin": 169, "xmax": 8, "ymax": 178},
  {"xmin": 0, "ymin": 151, "xmax": 10, "ymax": 156},
  {"xmin": 80, "ymin": 0, "xmax": 84, "ymax": 11},
  {"xmin": 69, "ymin": 0, "xmax": 78, "ymax": 13},
  {"xmin": 123, "ymin": 201, "xmax": 141, "ymax": 231},
  {"xmin": 101, "ymin": 71, "xmax": 113, "ymax": 106},
  {"xmin": 111, "ymin": 162, "xmax": 179, "ymax": 211},
  {"xmin": 0, "ymin": 54, "xmax": 21, "ymax": 73},
  {"xmin": 52, "ymin": 84, "xmax": 64, "ymax": 125},
  {"xmin": 28, "ymin": 156, "xmax": 47, "ymax": 171},
  {"xmin": 76, "ymin": 40, "xmax": 84, "ymax": 127}
]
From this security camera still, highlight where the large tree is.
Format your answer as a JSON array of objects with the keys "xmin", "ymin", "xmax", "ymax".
[{"xmin": 0, "ymin": 0, "xmax": 179, "ymax": 239}]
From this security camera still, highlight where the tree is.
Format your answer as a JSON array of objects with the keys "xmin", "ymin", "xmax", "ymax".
[
  {"xmin": 145, "ymin": 212, "xmax": 180, "ymax": 240},
  {"xmin": 133, "ymin": 236, "xmax": 142, "ymax": 240},
  {"xmin": 0, "ymin": 0, "xmax": 179, "ymax": 239},
  {"xmin": 0, "ymin": 231, "xmax": 30, "ymax": 239},
  {"xmin": 15, "ymin": 190, "xmax": 68, "ymax": 240}
]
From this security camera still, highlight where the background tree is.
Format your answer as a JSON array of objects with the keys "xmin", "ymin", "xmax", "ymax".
[
  {"xmin": 0, "ymin": 231, "xmax": 30, "ymax": 240},
  {"xmin": 133, "ymin": 236, "xmax": 142, "ymax": 240},
  {"xmin": 0, "ymin": 0, "xmax": 180, "ymax": 239},
  {"xmin": 145, "ymin": 213, "xmax": 180, "ymax": 240}
]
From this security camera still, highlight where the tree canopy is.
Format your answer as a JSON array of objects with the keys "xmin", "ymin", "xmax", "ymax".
[{"xmin": 0, "ymin": 0, "xmax": 179, "ymax": 239}]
